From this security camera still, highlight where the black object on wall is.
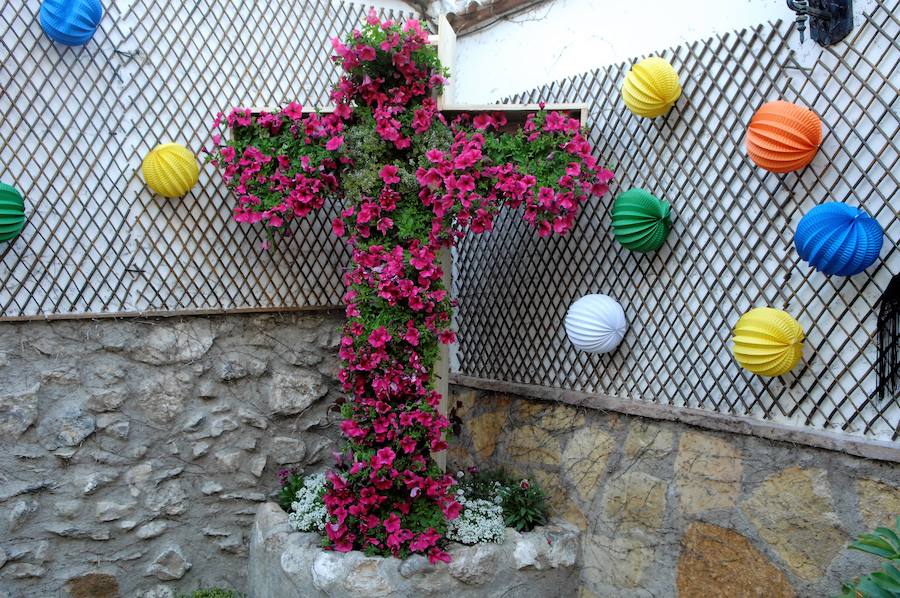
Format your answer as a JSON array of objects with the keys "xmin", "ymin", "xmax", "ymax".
[
  {"xmin": 786, "ymin": 0, "xmax": 854, "ymax": 45},
  {"xmin": 877, "ymin": 274, "xmax": 900, "ymax": 402}
]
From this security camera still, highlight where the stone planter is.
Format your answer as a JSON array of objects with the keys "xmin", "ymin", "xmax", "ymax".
[{"xmin": 248, "ymin": 502, "xmax": 580, "ymax": 598}]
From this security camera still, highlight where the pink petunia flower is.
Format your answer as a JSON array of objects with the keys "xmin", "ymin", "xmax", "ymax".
[
  {"xmin": 384, "ymin": 512, "xmax": 401, "ymax": 533},
  {"xmin": 358, "ymin": 45, "xmax": 377, "ymax": 61},
  {"xmin": 368, "ymin": 326, "xmax": 392, "ymax": 348},
  {"xmin": 282, "ymin": 102, "xmax": 304, "ymax": 120},
  {"xmin": 325, "ymin": 135, "xmax": 344, "ymax": 151},
  {"xmin": 371, "ymin": 446, "xmax": 396, "ymax": 470},
  {"xmin": 332, "ymin": 217, "xmax": 346, "ymax": 237},
  {"xmin": 379, "ymin": 164, "xmax": 400, "ymax": 185},
  {"xmin": 399, "ymin": 436, "xmax": 417, "ymax": 454}
]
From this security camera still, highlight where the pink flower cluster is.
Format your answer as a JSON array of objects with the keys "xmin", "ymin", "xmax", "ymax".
[
  {"xmin": 421, "ymin": 115, "xmax": 611, "ymax": 242},
  {"xmin": 208, "ymin": 103, "xmax": 348, "ymax": 229},
  {"xmin": 210, "ymin": 9, "xmax": 613, "ymax": 564},
  {"xmin": 330, "ymin": 13, "xmax": 445, "ymax": 150},
  {"xmin": 410, "ymin": 111, "xmax": 614, "ymax": 242},
  {"xmin": 321, "ymin": 11, "xmax": 461, "ymax": 563}
]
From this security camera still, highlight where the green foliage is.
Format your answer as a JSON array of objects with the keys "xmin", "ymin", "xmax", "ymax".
[
  {"xmin": 227, "ymin": 116, "xmax": 338, "ymax": 211},
  {"xmin": 342, "ymin": 108, "xmax": 392, "ymax": 198},
  {"xmin": 339, "ymin": 20, "xmax": 447, "ymax": 90},
  {"xmin": 176, "ymin": 590, "xmax": 244, "ymax": 598},
  {"xmin": 277, "ymin": 471, "xmax": 304, "ymax": 513},
  {"xmin": 455, "ymin": 469, "xmax": 550, "ymax": 533},
  {"xmin": 480, "ymin": 114, "xmax": 585, "ymax": 193},
  {"xmin": 837, "ymin": 517, "xmax": 900, "ymax": 598},
  {"xmin": 456, "ymin": 468, "xmax": 513, "ymax": 502},
  {"xmin": 501, "ymin": 477, "xmax": 549, "ymax": 532}
]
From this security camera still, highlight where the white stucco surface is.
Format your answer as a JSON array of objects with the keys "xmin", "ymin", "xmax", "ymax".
[
  {"xmin": 367, "ymin": 0, "xmax": 422, "ymax": 13},
  {"xmin": 442, "ymin": 0, "xmax": 875, "ymax": 103}
]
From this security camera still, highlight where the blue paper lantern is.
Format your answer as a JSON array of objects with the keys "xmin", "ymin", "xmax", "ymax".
[
  {"xmin": 794, "ymin": 202, "xmax": 884, "ymax": 276},
  {"xmin": 40, "ymin": 0, "xmax": 103, "ymax": 46}
]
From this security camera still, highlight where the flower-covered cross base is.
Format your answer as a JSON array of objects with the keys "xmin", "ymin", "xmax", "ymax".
[
  {"xmin": 249, "ymin": 502, "xmax": 581, "ymax": 597},
  {"xmin": 209, "ymin": 11, "xmax": 612, "ymax": 564}
]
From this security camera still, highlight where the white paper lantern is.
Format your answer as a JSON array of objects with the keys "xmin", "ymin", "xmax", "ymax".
[{"xmin": 564, "ymin": 294, "xmax": 628, "ymax": 354}]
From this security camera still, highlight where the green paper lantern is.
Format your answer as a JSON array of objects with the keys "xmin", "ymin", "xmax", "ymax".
[
  {"xmin": 0, "ymin": 182, "xmax": 26, "ymax": 243},
  {"xmin": 611, "ymin": 188, "xmax": 672, "ymax": 252}
]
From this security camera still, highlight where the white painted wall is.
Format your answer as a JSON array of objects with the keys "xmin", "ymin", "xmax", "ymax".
[
  {"xmin": 440, "ymin": 0, "xmax": 875, "ymax": 103},
  {"xmin": 366, "ymin": 0, "xmax": 421, "ymax": 13}
]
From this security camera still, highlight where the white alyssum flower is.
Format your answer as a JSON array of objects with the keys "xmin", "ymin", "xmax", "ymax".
[
  {"xmin": 287, "ymin": 472, "xmax": 327, "ymax": 533},
  {"xmin": 447, "ymin": 489, "xmax": 505, "ymax": 545}
]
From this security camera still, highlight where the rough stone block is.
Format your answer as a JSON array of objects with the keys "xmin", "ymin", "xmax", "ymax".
[
  {"xmin": 857, "ymin": 478, "xmax": 900, "ymax": 530},
  {"xmin": 741, "ymin": 466, "xmax": 847, "ymax": 580},
  {"xmin": 602, "ymin": 471, "xmax": 667, "ymax": 531},
  {"xmin": 676, "ymin": 522, "xmax": 794, "ymax": 597},
  {"xmin": 248, "ymin": 502, "xmax": 579, "ymax": 598},
  {"xmin": 268, "ymin": 370, "xmax": 328, "ymax": 416},
  {"xmin": 145, "ymin": 545, "xmax": 192, "ymax": 580},
  {"xmin": 674, "ymin": 431, "xmax": 741, "ymax": 514},
  {"xmin": 562, "ymin": 426, "xmax": 614, "ymax": 502},
  {"xmin": 0, "ymin": 385, "xmax": 39, "ymax": 438},
  {"xmin": 37, "ymin": 407, "xmax": 95, "ymax": 450},
  {"xmin": 65, "ymin": 572, "xmax": 119, "ymax": 598}
]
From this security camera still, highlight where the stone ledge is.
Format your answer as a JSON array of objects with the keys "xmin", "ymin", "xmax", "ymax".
[
  {"xmin": 248, "ymin": 502, "xmax": 580, "ymax": 598},
  {"xmin": 450, "ymin": 377, "xmax": 900, "ymax": 463}
]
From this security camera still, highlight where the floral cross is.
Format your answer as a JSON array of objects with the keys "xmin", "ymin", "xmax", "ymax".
[{"xmin": 208, "ymin": 10, "xmax": 613, "ymax": 564}]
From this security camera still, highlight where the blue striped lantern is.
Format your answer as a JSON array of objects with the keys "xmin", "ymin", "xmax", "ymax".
[
  {"xmin": 794, "ymin": 202, "xmax": 884, "ymax": 276},
  {"xmin": 40, "ymin": 0, "xmax": 103, "ymax": 46}
]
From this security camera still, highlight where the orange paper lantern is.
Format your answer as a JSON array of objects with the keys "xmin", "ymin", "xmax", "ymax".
[{"xmin": 746, "ymin": 100, "xmax": 822, "ymax": 173}]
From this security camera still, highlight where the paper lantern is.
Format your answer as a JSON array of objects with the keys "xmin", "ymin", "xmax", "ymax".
[
  {"xmin": 794, "ymin": 202, "xmax": 883, "ymax": 276},
  {"xmin": 564, "ymin": 294, "xmax": 628, "ymax": 354},
  {"xmin": 142, "ymin": 143, "xmax": 199, "ymax": 198},
  {"xmin": 0, "ymin": 182, "xmax": 26, "ymax": 243},
  {"xmin": 746, "ymin": 100, "xmax": 822, "ymax": 173},
  {"xmin": 40, "ymin": 0, "xmax": 103, "ymax": 46},
  {"xmin": 621, "ymin": 57, "xmax": 682, "ymax": 118},
  {"xmin": 611, "ymin": 188, "xmax": 672, "ymax": 252},
  {"xmin": 732, "ymin": 307, "xmax": 804, "ymax": 377}
]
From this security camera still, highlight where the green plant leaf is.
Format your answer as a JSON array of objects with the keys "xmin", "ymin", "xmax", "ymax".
[
  {"xmin": 870, "ymin": 571, "xmax": 900, "ymax": 592},
  {"xmin": 856, "ymin": 577, "xmax": 896, "ymax": 598},
  {"xmin": 851, "ymin": 540, "xmax": 899, "ymax": 560},
  {"xmin": 874, "ymin": 527, "xmax": 900, "ymax": 550}
]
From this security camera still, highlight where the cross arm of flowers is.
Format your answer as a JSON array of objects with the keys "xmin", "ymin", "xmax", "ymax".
[{"xmin": 206, "ymin": 9, "xmax": 613, "ymax": 564}]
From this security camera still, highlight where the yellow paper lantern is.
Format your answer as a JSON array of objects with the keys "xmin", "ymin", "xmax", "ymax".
[
  {"xmin": 142, "ymin": 143, "xmax": 199, "ymax": 198},
  {"xmin": 621, "ymin": 56, "xmax": 682, "ymax": 118},
  {"xmin": 732, "ymin": 307, "xmax": 804, "ymax": 377}
]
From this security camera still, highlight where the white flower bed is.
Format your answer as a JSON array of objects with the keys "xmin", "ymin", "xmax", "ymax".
[
  {"xmin": 447, "ymin": 486, "xmax": 505, "ymax": 545},
  {"xmin": 288, "ymin": 472, "xmax": 328, "ymax": 533}
]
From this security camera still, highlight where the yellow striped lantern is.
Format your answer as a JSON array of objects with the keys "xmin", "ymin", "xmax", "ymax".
[
  {"xmin": 142, "ymin": 143, "xmax": 199, "ymax": 198},
  {"xmin": 732, "ymin": 307, "xmax": 804, "ymax": 377},
  {"xmin": 621, "ymin": 56, "xmax": 682, "ymax": 118}
]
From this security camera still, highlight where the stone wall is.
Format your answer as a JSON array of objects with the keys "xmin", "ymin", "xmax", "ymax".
[
  {"xmin": 3, "ymin": 313, "xmax": 897, "ymax": 598},
  {"xmin": 448, "ymin": 385, "xmax": 900, "ymax": 598},
  {"xmin": 0, "ymin": 313, "xmax": 344, "ymax": 597}
]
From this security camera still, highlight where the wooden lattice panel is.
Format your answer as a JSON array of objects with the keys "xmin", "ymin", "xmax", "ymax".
[
  {"xmin": 454, "ymin": 1, "xmax": 900, "ymax": 441},
  {"xmin": 0, "ymin": 0, "xmax": 418, "ymax": 318}
]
